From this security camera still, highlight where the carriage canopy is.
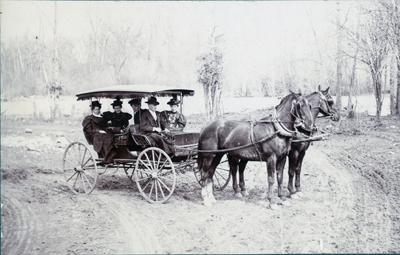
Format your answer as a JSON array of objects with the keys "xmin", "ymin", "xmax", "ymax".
[{"xmin": 76, "ymin": 84, "xmax": 195, "ymax": 101}]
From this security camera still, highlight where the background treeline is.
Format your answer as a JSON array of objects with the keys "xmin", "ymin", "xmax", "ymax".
[{"xmin": 1, "ymin": 1, "xmax": 400, "ymax": 122}]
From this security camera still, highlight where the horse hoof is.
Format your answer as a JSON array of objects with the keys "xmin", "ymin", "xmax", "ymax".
[
  {"xmin": 282, "ymin": 200, "xmax": 291, "ymax": 206},
  {"xmin": 241, "ymin": 191, "xmax": 249, "ymax": 197},
  {"xmin": 297, "ymin": 192, "xmax": 304, "ymax": 197},
  {"xmin": 270, "ymin": 203, "xmax": 279, "ymax": 210},
  {"xmin": 290, "ymin": 193, "xmax": 299, "ymax": 199},
  {"xmin": 210, "ymin": 197, "xmax": 217, "ymax": 204},
  {"xmin": 235, "ymin": 193, "xmax": 243, "ymax": 198}
]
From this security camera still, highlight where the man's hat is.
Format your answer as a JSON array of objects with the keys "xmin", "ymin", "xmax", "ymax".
[
  {"xmin": 128, "ymin": 98, "xmax": 140, "ymax": 106},
  {"xmin": 167, "ymin": 98, "xmax": 180, "ymax": 105},
  {"xmin": 145, "ymin": 96, "xmax": 160, "ymax": 105},
  {"xmin": 111, "ymin": 97, "xmax": 123, "ymax": 107},
  {"xmin": 91, "ymin": 101, "xmax": 102, "ymax": 108}
]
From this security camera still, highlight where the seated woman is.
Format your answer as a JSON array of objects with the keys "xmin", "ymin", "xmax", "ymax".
[
  {"xmin": 82, "ymin": 101, "xmax": 113, "ymax": 158},
  {"xmin": 103, "ymin": 97, "xmax": 132, "ymax": 133},
  {"xmin": 161, "ymin": 98, "xmax": 187, "ymax": 131}
]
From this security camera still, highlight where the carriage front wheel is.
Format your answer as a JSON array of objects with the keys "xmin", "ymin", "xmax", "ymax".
[
  {"xmin": 62, "ymin": 142, "xmax": 98, "ymax": 195},
  {"xmin": 134, "ymin": 147, "xmax": 176, "ymax": 204}
]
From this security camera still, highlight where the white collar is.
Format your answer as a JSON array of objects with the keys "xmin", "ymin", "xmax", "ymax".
[
  {"xmin": 93, "ymin": 113, "xmax": 102, "ymax": 118},
  {"xmin": 149, "ymin": 110, "xmax": 157, "ymax": 120}
]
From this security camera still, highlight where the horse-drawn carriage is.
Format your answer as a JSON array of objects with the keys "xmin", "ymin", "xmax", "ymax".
[{"xmin": 62, "ymin": 85, "xmax": 230, "ymax": 203}]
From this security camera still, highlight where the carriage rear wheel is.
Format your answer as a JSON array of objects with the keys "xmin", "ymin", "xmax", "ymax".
[
  {"xmin": 193, "ymin": 154, "xmax": 231, "ymax": 191},
  {"xmin": 63, "ymin": 142, "xmax": 98, "ymax": 195},
  {"xmin": 134, "ymin": 147, "xmax": 176, "ymax": 204}
]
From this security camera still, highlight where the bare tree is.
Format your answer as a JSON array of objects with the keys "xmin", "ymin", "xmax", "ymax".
[
  {"xmin": 197, "ymin": 28, "xmax": 224, "ymax": 122},
  {"xmin": 379, "ymin": 0, "xmax": 400, "ymax": 115}
]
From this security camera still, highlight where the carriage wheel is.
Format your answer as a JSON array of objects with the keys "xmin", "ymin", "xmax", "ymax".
[
  {"xmin": 63, "ymin": 142, "xmax": 98, "ymax": 195},
  {"xmin": 193, "ymin": 154, "xmax": 231, "ymax": 191},
  {"xmin": 134, "ymin": 147, "xmax": 176, "ymax": 204}
]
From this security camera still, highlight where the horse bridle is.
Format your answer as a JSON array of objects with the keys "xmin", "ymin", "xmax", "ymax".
[
  {"xmin": 289, "ymin": 101, "xmax": 314, "ymax": 134},
  {"xmin": 314, "ymin": 92, "xmax": 334, "ymax": 118}
]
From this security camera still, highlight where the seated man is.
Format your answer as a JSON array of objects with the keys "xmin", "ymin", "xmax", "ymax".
[
  {"xmin": 140, "ymin": 96, "xmax": 174, "ymax": 155},
  {"xmin": 161, "ymin": 98, "xmax": 187, "ymax": 131},
  {"xmin": 128, "ymin": 98, "xmax": 147, "ymax": 126},
  {"xmin": 103, "ymin": 97, "xmax": 132, "ymax": 133}
]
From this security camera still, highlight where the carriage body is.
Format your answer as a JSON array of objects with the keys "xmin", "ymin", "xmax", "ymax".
[{"xmin": 63, "ymin": 85, "xmax": 230, "ymax": 204}]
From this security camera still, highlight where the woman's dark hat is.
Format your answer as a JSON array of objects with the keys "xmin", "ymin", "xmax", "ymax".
[
  {"xmin": 111, "ymin": 98, "xmax": 123, "ymax": 107},
  {"xmin": 91, "ymin": 101, "xmax": 102, "ymax": 108},
  {"xmin": 128, "ymin": 98, "xmax": 140, "ymax": 106},
  {"xmin": 145, "ymin": 96, "xmax": 160, "ymax": 105},
  {"xmin": 167, "ymin": 98, "xmax": 180, "ymax": 105}
]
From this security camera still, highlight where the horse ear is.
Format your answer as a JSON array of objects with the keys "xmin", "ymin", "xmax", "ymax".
[
  {"xmin": 325, "ymin": 87, "xmax": 330, "ymax": 93},
  {"xmin": 318, "ymin": 85, "xmax": 321, "ymax": 92},
  {"xmin": 289, "ymin": 89, "xmax": 295, "ymax": 94}
]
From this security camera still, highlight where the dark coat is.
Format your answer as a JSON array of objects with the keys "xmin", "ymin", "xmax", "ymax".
[
  {"xmin": 140, "ymin": 110, "xmax": 168, "ymax": 133},
  {"xmin": 161, "ymin": 111, "xmax": 187, "ymax": 131},
  {"xmin": 133, "ymin": 109, "xmax": 147, "ymax": 125},
  {"xmin": 103, "ymin": 111, "xmax": 132, "ymax": 129},
  {"xmin": 82, "ymin": 114, "xmax": 107, "ymax": 145}
]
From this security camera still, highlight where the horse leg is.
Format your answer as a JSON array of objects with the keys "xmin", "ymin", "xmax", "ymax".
[
  {"xmin": 295, "ymin": 151, "xmax": 306, "ymax": 197},
  {"xmin": 199, "ymin": 154, "xmax": 216, "ymax": 206},
  {"xmin": 287, "ymin": 150, "xmax": 298, "ymax": 196},
  {"xmin": 228, "ymin": 155, "xmax": 242, "ymax": 198},
  {"xmin": 277, "ymin": 156, "xmax": 291, "ymax": 206},
  {"xmin": 239, "ymin": 160, "xmax": 249, "ymax": 196},
  {"xmin": 266, "ymin": 156, "xmax": 279, "ymax": 209},
  {"xmin": 200, "ymin": 153, "xmax": 224, "ymax": 206}
]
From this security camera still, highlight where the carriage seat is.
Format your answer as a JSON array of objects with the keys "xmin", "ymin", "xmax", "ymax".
[{"xmin": 128, "ymin": 124, "xmax": 152, "ymax": 147}]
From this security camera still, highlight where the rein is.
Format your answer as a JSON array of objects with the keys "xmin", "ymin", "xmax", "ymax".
[{"xmin": 178, "ymin": 131, "xmax": 279, "ymax": 153}]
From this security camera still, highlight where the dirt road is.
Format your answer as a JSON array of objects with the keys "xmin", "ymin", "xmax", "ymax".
[{"xmin": 1, "ymin": 118, "xmax": 399, "ymax": 254}]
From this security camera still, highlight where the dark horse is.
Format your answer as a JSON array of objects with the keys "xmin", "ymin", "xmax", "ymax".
[
  {"xmin": 197, "ymin": 92, "xmax": 314, "ymax": 207},
  {"xmin": 229, "ymin": 86, "xmax": 340, "ymax": 203},
  {"xmin": 287, "ymin": 86, "xmax": 340, "ymax": 198}
]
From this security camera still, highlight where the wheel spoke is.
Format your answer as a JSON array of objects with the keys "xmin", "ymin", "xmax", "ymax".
[
  {"xmin": 137, "ymin": 175, "xmax": 151, "ymax": 182},
  {"xmin": 64, "ymin": 158, "xmax": 77, "ymax": 167},
  {"xmin": 72, "ymin": 172, "xmax": 80, "ymax": 191},
  {"xmin": 148, "ymin": 180, "xmax": 155, "ymax": 199},
  {"xmin": 82, "ymin": 172, "xmax": 93, "ymax": 191},
  {"xmin": 67, "ymin": 149, "xmax": 80, "ymax": 166},
  {"xmin": 81, "ymin": 147, "xmax": 88, "ymax": 165},
  {"xmin": 156, "ymin": 180, "xmax": 166, "ymax": 199},
  {"xmin": 157, "ymin": 175, "xmax": 174, "ymax": 183},
  {"xmin": 144, "ymin": 153, "xmax": 154, "ymax": 171},
  {"xmin": 155, "ymin": 151, "xmax": 162, "ymax": 170},
  {"xmin": 136, "ymin": 166, "xmax": 152, "ymax": 176},
  {"xmin": 80, "ymin": 172, "xmax": 87, "ymax": 194},
  {"xmin": 138, "ymin": 159, "xmax": 154, "ymax": 173},
  {"xmin": 81, "ymin": 156, "xmax": 93, "ymax": 168},
  {"xmin": 155, "ymin": 179, "xmax": 158, "ymax": 201},
  {"xmin": 66, "ymin": 170, "xmax": 78, "ymax": 182},
  {"xmin": 142, "ymin": 177, "xmax": 153, "ymax": 191},
  {"xmin": 152, "ymin": 149, "xmax": 156, "ymax": 170},
  {"xmin": 157, "ymin": 177, "xmax": 172, "ymax": 193},
  {"xmin": 157, "ymin": 159, "xmax": 170, "ymax": 173}
]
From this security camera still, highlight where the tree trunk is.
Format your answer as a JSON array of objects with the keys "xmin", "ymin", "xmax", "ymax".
[
  {"xmin": 372, "ymin": 69, "xmax": 383, "ymax": 123},
  {"xmin": 336, "ymin": 2, "xmax": 343, "ymax": 112},
  {"xmin": 348, "ymin": 56, "xmax": 357, "ymax": 118},
  {"xmin": 397, "ymin": 59, "xmax": 400, "ymax": 114},
  {"xmin": 390, "ymin": 55, "xmax": 396, "ymax": 115}
]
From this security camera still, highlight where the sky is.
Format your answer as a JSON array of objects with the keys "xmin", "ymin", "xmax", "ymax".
[
  {"xmin": 1, "ymin": 1, "xmax": 356, "ymax": 95},
  {"xmin": 1, "ymin": 1, "xmax": 339, "ymax": 46}
]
